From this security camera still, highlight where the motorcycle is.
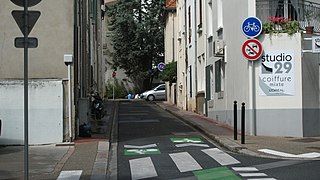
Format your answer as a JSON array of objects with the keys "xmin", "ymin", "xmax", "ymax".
[{"xmin": 91, "ymin": 92, "xmax": 104, "ymax": 119}]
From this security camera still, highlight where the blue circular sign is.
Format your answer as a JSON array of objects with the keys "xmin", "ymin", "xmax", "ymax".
[
  {"xmin": 157, "ymin": 62, "xmax": 166, "ymax": 71},
  {"xmin": 241, "ymin": 17, "xmax": 262, "ymax": 38}
]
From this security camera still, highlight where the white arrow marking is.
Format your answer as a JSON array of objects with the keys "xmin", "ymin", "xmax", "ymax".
[
  {"xmin": 173, "ymin": 138, "xmax": 202, "ymax": 143},
  {"xmin": 124, "ymin": 144, "xmax": 157, "ymax": 149},
  {"xmin": 126, "ymin": 149, "xmax": 159, "ymax": 154},
  {"xmin": 258, "ymin": 149, "xmax": 320, "ymax": 158},
  {"xmin": 175, "ymin": 143, "xmax": 209, "ymax": 148}
]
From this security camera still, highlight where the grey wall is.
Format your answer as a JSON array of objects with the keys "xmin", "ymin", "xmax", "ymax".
[{"xmin": 0, "ymin": 0, "xmax": 73, "ymax": 79}]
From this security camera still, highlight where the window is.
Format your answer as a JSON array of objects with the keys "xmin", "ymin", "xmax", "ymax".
[
  {"xmin": 199, "ymin": 0, "xmax": 203, "ymax": 27},
  {"xmin": 188, "ymin": 6, "xmax": 191, "ymax": 44},
  {"xmin": 208, "ymin": 37, "xmax": 213, "ymax": 57},
  {"xmin": 215, "ymin": 59, "xmax": 225, "ymax": 95}
]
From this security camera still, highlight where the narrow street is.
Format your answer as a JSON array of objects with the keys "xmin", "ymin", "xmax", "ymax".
[{"xmin": 107, "ymin": 100, "xmax": 286, "ymax": 180}]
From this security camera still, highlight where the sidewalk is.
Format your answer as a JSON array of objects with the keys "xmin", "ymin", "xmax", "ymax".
[{"xmin": 157, "ymin": 102, "xmax": 320, "ymax": 160}]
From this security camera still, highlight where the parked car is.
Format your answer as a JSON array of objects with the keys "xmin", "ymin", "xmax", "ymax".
[{"xmin": 140, "ymin": 84, "xmax": 166, "ymax": 101}]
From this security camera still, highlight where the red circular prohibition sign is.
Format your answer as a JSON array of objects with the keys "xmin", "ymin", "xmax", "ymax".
[{"xmin": 242, "ymin": 39, "xmax": 263, "ymax": 61}]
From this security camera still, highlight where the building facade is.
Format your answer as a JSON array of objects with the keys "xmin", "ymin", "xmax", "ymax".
[
  {"xmin": 0, "ymin": 0, "xmax": 106, "ymax": 145},
  {"xmin": 166, "ymin": 0, "xmax": 320, "ymax": 137}
]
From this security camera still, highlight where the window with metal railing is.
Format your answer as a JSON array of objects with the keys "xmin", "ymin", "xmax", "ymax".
[{"xmin": 256, "ymin": 0, "xmax": 320, "ymax": 32}]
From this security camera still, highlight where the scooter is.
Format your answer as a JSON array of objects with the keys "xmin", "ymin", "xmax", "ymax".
[{"xmin": 91, "ymin": 92, "xmax": 104, "ymax": 119}]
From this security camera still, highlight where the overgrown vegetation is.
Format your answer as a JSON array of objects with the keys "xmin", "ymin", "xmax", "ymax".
[
  {"xmin": 159, "ymin": 61, "xmax": 177, "ymax": 86},
  {"xmin": 105, "ymin": 79, "xmax": 128, "ymax": 99},
  {"xmin": 106, "ymin": 0, "xmax": 165, "ymax": 90}
]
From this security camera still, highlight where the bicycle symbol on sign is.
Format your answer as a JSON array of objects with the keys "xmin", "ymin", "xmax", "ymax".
[{"xmin": 244, "ymin": 22, "xmax": 260, "ymax": 33}]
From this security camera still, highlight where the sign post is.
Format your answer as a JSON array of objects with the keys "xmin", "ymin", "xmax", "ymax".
[
  {"xmin": 10, "ymin": 1, "xmax": 41, "ymax": 179},
  {"xmin": 241, "ymin": 16, "xmax": 262, "ymax": 136}
]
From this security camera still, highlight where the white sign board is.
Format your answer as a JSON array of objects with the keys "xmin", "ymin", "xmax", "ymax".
[
  {"xmin": 259, "ymin": 50, "xmax": 295, "ymax": 96},
  {"xmin": 312, "ymin": 36, "xmax": 320, "ymax": 53}
]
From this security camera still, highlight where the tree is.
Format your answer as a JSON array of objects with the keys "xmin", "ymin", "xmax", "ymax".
[
  {"xmin": 159, "ymin": 61, "xmax": 177, "ymax": 86},
  {"xmin": 106, "ymin": 0, "xmax": 165, "ymax": 90}
]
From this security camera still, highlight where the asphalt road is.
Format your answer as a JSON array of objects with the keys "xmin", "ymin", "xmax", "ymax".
[{"xmin": 107, "ymin": 100, "xmax": 320, "ymax": 180}]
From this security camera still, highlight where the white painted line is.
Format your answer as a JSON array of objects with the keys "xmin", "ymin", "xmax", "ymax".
[
  {"xmin": 169, "ymin": 152, "xmax": 202, "ymax": 172},
  {"xmin": 239, "ymin": 173, "xmax": 268, "ymax": 177},
  {"xmin": 232, "ymin": 167, "xmax": 258, "ymax": 171},
  {"xmin": 258, "ymin": 149, "xmax": 320, "ymax": 158},
  {"xmin": 129, "ymin": 157, "xmax": 158, "ymax": 180},
  {"xmin": 202, "ymin": 148, "xmax": 240, "ymax": 166},
  {"xmin": 57, "ymin": 170, "xmax": 82, "ymax": 180},
  {"xmin": 247, "ymin": 178, "xmax": 277, "ymax": 180},
  {"xmin": 175, "ymin": 143, "xmax": 209, "ymax": 148},
  {"xmin": 124, "ymin": 144, "xmax": 157, "ymax": 149},
  {"xmin": 119, "ymin": 120, "xmax": 160, "ymax": 123}
]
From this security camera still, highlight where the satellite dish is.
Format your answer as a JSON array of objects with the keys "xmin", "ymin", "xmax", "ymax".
[{"xmin": 11, "ymin": 0, "xmax": 41, "ymax": 7}]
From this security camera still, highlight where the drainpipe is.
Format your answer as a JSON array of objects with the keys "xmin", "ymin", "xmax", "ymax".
[
  {"xmin": 73, "ymin": 0, "xmax": 78, "ymax": 140},
  {"xmin": 184, "ymin": 0, "xmax": 188, "ymax": 110},
  {"xmin": 194, "ymin": 0, "xmax": 198, "ymax": 95},
  {"xmin": 68, "ymin": 64, "xmax": 72, "ymax": 141}
]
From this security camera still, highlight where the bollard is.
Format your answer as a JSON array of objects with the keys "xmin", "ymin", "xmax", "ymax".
[
  {"xmin": 233, "ymin": 101, "xmax": 237, "ymax": 140},
  {"xmin": 241, "ymin": 102, "xmax": 245, "ymax": 144}
]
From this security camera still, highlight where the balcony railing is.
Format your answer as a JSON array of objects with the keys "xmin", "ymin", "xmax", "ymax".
[{"xmin": 257, "ymin": 0, "xmax": 320, "ymax": 32}]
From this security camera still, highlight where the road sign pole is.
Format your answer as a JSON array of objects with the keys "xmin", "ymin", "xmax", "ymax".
[{"xmin": 23, "ymin": 0, "xmax": 29, "ymax": 179}]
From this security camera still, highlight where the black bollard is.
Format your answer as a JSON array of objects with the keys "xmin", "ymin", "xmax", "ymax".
[
  {"xmin": 241, "ymin": 102, "xmax": 245, "ymax": 144},
  {"xmin": 234, "ymin": 101, "xmax": 237, "ymax": 140}
]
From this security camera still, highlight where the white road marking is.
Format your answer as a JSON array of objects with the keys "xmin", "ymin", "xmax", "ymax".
[
  {"xmin": 119, "ymin": 119, "xmax": 160, "ymax": 123},
  {"xmin": 239, "ymin": 173, "xmax": 268, "ymax": 177},
  {"xmin": 247, "ymin": 178, "xmax": 277, "ymax": 180},
  {"xmin": 202, "ymin": 148, "xmax": 240, "ymax": 166},
  {"xmin": 175, "ymin": 143, "xmax": 209, "ymax": 148},
  {"xmin": 124, "ymin": 144, "xmax": 157, "ymax": 149},
  {"xmin": 258, "ymin": 149, "xmax": 320, "ymax": 158},
  {"xmin": 232, "ymin": 167, "xmax": 258, "ymax": 171},
  {"xmin": 129, "ymin": 157, "xmax": 158, "ymax": 180},
  {"xmin": 57, "ymin": 170, "xmax": 82, "ymax": 180},
  {"xmin": 169, "ymin": 152, "xmax": 203, "ymax": 172}
]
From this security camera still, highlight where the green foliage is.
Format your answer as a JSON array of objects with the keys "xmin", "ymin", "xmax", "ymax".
[
  {"xmin": 105, "ymin": 79, "xmax": 128, "ymax": 99},
  {"xmin": 106, "ymin": 0, "xmax": 165, "ymax": 89},
  {"xmin": 160, "ymin": 61, "xmax": 177, "ymax": 85},
  {"xmin": 262, "ymin": 16, "xmax": 300, "ymax": 36}
]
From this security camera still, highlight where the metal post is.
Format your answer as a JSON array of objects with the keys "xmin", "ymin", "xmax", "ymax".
[
  {"xmin": 241, "ymin": 102, "xmax": 245, "ymax": 144},
  {"xmin": 113, "ymin": 78, "xmax": 115, "ymax": 100},
  {"xmin": 23, "ymin": 0, "xmax": 29, "ymax": 179},
  {"xmin": 68, "ymin": 64, "xmax": 72, "ymax": 141},
  {"xmin": 234, "ymin": 101, "xmax": 237, "ymax": 140}
]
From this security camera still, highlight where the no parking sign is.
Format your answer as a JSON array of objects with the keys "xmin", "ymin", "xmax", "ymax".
[{"xmin": 242, "ymin": 39, "xmax": 263, "ymax": 61}]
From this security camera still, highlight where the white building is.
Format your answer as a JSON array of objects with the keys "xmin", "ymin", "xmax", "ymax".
[{"xmin": 168, "ymin": 0, "xmax": 320, "ymax": 137}]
